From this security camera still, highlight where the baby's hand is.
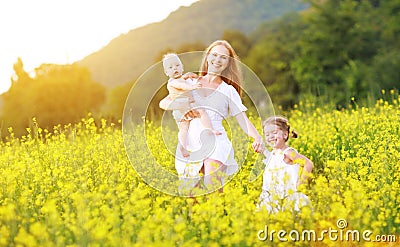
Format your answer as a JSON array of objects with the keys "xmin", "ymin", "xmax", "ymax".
[{"xmin": 182, "ymin": 72, "xmax": 199, "ymax": 80}]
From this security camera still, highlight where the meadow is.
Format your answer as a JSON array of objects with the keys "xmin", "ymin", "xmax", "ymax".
[{"xmin": 0, "ymin": 92, "xmax": 399, "ymax": 246}]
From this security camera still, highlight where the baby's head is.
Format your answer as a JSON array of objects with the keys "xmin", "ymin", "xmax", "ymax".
[
  {"xmin": 262, "ymin": 116, "xmax": 297, "ymax": 147},
  {"xmin": 162, "ymin": 53, "xmax": 184, "ymax": 79}
]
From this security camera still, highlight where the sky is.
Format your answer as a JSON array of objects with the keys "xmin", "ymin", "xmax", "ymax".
[{"xmin": 0, "ymin": 0, "xmax": 198, "ymax": 94}]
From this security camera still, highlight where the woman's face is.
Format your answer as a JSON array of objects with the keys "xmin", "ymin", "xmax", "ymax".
[{"xmin": 206, "ymin": 45, "xmax": 230, "ymax": 75}]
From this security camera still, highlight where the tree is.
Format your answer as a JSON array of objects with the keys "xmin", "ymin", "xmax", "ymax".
[
  {"xmin": 32, "ymin": 64, "xmax": 106, "ymax": 128},
  {"xmin": 221, "ymin": 30, "xmax": 251, "ymax": 58},
  {"xmin": 245, "ymin": 13, "xmax": 304, "ymax": 108},
  {"xmin": 291, "ymin": 0, "xmax": 385, "ymax": 104},
  {"xmin": 11, "ymin": 57, "xmax": 31, "ymax": 85},
  {"xmin": 1, "ymin": 61, "xmax": 105, "ymax": 136},
  {"xmin": 101, "ymin": 81, "xmax": 133, "ymax": 123}
]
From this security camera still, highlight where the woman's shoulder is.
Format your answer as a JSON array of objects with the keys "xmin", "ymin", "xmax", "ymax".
[
  {"xmin": 220, "ymin": 81, "xmax": 232, "ymax": 89},
  {"xmin": 219, "ymin": 81, "xmax": 238, "ymax": 94}
]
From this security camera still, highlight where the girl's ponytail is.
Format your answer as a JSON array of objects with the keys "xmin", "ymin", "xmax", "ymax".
[{"xmin": 290, "ymin": 129, "xmax": 298, "ymax": 139}]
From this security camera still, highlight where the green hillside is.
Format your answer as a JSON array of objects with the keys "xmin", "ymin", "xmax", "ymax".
[{"xmin": 77, "ymin": 0, "xmax": 308, "ymax": 88}]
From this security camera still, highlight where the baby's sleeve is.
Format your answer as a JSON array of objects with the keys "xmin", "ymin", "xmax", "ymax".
[{"xmin": 228, "ymin": 85, "xmax": 247, "ymax": 117}]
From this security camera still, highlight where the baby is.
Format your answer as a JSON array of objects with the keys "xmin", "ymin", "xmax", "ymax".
[{"xmin": 159, "ymin": 53, "xmax": 221, "ymax": 157}]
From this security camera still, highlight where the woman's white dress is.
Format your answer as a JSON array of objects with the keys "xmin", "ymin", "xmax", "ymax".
[
  {"xmin": 174, "ymin": 81, "xmax": 247, "ymax": 187},
  {"xmin": 258, "ymin": 148, "xmax": 311, "ymax": 213}
]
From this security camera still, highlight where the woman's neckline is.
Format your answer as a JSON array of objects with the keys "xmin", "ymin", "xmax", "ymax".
[{"xmin": 196, "ymin": 76, "xmax": 225, "ymax": 98}]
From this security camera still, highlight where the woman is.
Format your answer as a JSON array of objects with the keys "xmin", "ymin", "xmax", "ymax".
[{"xmin": 174, "ymin": 40, "xmax": 264, "ymax": 194}]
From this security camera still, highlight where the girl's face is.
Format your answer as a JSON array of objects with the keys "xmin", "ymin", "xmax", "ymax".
[
  {"xmin": 263, "ymin": 124, "xmax": 288, "ymax": 149},
  {"xmin": 206, "ymin": 45, "xmax": 230, "ymax": 75}
]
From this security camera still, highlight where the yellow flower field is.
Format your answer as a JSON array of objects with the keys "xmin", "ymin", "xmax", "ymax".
[{"xmin": 0, "ymin": 95, "xmax": 399, "ymax": 246}]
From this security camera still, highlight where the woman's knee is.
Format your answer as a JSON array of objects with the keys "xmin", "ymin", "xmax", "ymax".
[{"xmin": 204, "ymin": 159, "xmax": 223, "ymax": 174}]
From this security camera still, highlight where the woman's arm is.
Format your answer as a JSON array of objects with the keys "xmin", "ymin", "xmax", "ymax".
[
  {"xmin": 159, "ymin": 96, "xmax": 173, "ymax": 110},
  {"xmin": 235, "ymin": 112, "xmax": 264, "ymax": 153},
  {"xmin": 169, "ymin": 78, "xmax": 200, "ymax": 91},
  {"xmin": 159, "ymin": 96, "xmax": 191, "ymax": 111}
]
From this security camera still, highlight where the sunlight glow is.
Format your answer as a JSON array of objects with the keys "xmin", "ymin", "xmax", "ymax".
[{"xmin": 0, "ymin": 0, "xmax": 198, "ymax": 94}]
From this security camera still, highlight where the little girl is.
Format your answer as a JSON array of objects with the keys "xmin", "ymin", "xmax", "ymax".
[{"xmin": 258, "ymin": 116, "xmax": 313, "ymax": 213}]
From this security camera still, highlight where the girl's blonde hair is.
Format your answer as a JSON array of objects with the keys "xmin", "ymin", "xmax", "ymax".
[
  {"xmin": 263, "ymin": 116, "xmax": 298, "ymax": 141},
  {"xmin": 199, "ymin": 40, "xmax": 242, "ymax": 96}
]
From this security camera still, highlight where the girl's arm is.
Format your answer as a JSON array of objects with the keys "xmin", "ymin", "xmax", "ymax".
[
  {"xmin": 285, "ymin": 149, "xmax": 314, "ymax": 186},
  {"xmin": 234, "ymin": 112, "xmax": 264, "ymax": 153}
]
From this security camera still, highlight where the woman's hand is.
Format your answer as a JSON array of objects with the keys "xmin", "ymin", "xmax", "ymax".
[
  {"xmin": 159, "ymin": 97, "xmax": 190, "ymax": 111},
  {"xmin": 183, "ymin": 109, "xmax": 201, "ymax": 120},
  {"xmin": 252, "ymin": 135, "xmax": 264, "ymax": 153}
]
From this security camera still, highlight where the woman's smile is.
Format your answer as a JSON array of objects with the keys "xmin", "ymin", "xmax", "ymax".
[{"xmin": 207, "ymin": 45, "xmax": 229, "ymax": 73}]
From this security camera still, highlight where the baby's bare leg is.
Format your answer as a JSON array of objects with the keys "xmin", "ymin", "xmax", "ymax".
[
  {"xmin": 197, "ymin": 109, "xmax": 221, "ymax": 135},
  {"xmin": 178, "ymin": 120, "xmax": 190, "ymax": 157}
]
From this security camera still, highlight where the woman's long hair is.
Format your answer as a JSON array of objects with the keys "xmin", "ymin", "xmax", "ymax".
[{"xmin": 199, "ymin": 40, "xmax": 242, "ymax": 96}]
